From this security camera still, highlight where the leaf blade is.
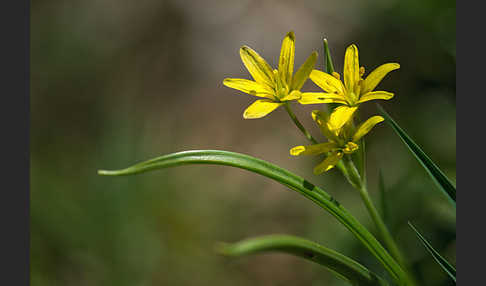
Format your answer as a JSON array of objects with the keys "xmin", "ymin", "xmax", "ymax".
[
  {"xmin": 217, "ymin": 234, "xmax": 389, "ymax": 286},
  {"xmin": 98, "ymin": 150, "xmax": 409, "ymax": 284},
  {"xmin": 408, "ymin": 222, "xmax": 456, "ymax": 282},
  {"xmin": 376, "ymin": 104, "xmax": 456, "ymax": 206},
  {"xmin": 323, "ymin": 38, "xmax": 335, "ymax": 74},
  {"xmin": 378, "ymin": 170, "xmax": 389, "ymax": 226}
]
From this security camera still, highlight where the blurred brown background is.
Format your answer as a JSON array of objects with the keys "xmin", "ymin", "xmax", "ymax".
[{"xmin": 31, "ymin": 0, "xmax": 455, "ymax": 285}]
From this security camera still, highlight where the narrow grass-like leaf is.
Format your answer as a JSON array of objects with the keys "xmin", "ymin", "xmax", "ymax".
[
  {"xmin": 99, "ymin": 150, "xmax": 409, "ymax": 284},
  {"xmin": 323, "ymin": 38, "xmax": 335, "ymax": 74},
  {"xmin": 378, "ymin": 170, "xmax": 388, "ymax": 226},
  {"xmin": 323, "ymin": 38, "xmax": 341, "ymax": 113},
  {"xmin": 376, "ymin": 104, "xmax": 456, "ymax": 206},
  {"xmin": 408, "ymin": 222, "xmax": 456, "ymax": 282},
  {"xmin": 217, "ymin": 234, "xmax": 388, "ymax": 286}
]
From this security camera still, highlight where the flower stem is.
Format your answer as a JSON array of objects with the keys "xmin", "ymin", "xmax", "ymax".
[
  {"xmin": 342, "ymin": 155, "xmax": 407, "ymax": 271},
  {"xmin": 357, "ymin": 183, "xmax": 418, "ymax": 286},
  {"xmin": 358, "ymin": 184, "xmax": 405, "ymax": 266},
  {"xmin": 284, "ymin": 103, "xmax": 318, "ymax": 144}
]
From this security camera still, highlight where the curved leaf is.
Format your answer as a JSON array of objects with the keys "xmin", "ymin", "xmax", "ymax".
[
  {"xmin": 217, "ymin": 234, "xmax": 389, "ymax": 286},
  {"xmin": 376, "ymin": 104, "xmax": 456, "ymax": 207},
  {"xmin": 98, "ymin": 150, "xmax": 409, "ymax": 284},
  {"xmin": 408, "ymin": 222, "xmax": 456, "ymax": 282}
]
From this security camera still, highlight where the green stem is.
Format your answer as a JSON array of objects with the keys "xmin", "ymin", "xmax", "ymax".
[
  {"xmin": 342, "ymin": 155, "xmax": 413, "ymax": 284},
  {"xmin": 284, "ymin": 103, "xmax": 318, "ymax": 144},
  {"xmin": 358, "ymin": 184, "xmax": 418, "ymax": 286},
  {"xmin": 358, "ymin": 184, "xmax": 405, "ymax": 267}
]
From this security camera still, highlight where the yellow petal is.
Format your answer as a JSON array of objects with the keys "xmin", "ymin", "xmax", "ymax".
[
  {"xmin": 281, "ymin": 90, "xmax": 301, "ymax": 101},
  {"xmin": 278, "ymin": 31, "xmax": 295, "ymax": 86},
  {"xmin": 343, "ymin": 44, "xmax": 360, "ymax": 92},
  {"xmin": 223, "ymin": 78, "xmax": 275, "ymax": 98},
  {"xmin": 352, "ymin": 115, "xmax": 384, "ymax": 142},
  {"xmin": 243, "ymin": 99, "xmax": 283, "ymax": 119},
  {"xmin": 357, "ymin": 91, "xmax": 394, "ymax": 104},
  {"xmin": 309, "ymin": 69, "xmax": 345, "ymax": 94},
  {"xmin": 291, "ymin": 51, "xmax": 318, "ymax": 91},
  {"xmin": 290, "ymin": 142, "xmax": 339, "ymax": 156},
  {"xmin": 313, "ymin": 151, "xmax": 344, "ymax": 174},
  {"xmin": 298, "ymin": 92, "xmax": 347, "ymax": 105},
  {"xmin": 361, "ymin": 63, "xmax": 400, "ymax": 94},
  {"xmin": 240, "ymin": 46, "xmax": 275, "ymax": 88},
  {"xmin": 311, "ymin": 110, "xmax": 339, "ymax": 141},
  {"xmin": 328, "ymin": 106, "xmax": 358, "ymax": 131}
]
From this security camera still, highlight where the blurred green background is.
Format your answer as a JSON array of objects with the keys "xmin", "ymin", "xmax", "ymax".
[{"xmin": 31, "ymin": 0, "xmax": 455, "ymax": 285}]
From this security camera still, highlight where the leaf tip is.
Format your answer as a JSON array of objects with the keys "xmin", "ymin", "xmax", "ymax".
[
  {"xmin": 98, "ymin": 169, "xmax": 122, "ymax": 176},
  {"xmin": 214, "ymin": 242, "xmax": 234, "ymax": 256}
]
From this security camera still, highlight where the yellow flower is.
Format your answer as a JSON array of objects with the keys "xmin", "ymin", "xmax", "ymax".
[
  {"xmin": 290, "ymin": 110, "xmax": 384, "ymax": 174},
  {"xmin": 223, "ymin": 31, "xmax": 324, "ymax": 119},
  {"xmin": 308, "ymin": 44, "xmax": 399, "ymax": 131}
]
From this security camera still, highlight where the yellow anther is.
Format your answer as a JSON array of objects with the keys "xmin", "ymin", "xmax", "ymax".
[
  {"xmin": 332, "ymin": 72, "xmax": 341, "ymax": 80},
  {"xmin": 343, "ymin": 142, "xmax": 359, "ymax": 154},
  {"xmin": 359, "ymin": 66, "xmax": 365, "ymax": 77},
  {"xmin": 273, "ymin": 69, "xmax": 279, "ymax": 80}
]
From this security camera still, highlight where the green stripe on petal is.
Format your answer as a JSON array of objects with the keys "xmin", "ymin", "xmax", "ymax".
[
  {"xmin": 291, "ymin": 51, "xmax": 318, "ymax": 91},
  {"xmin": 310, "ymin": 69, "xmax": 345, "ymax": 94},
  {"xmin": 243, "ymin": 99, "xmax": 283, "ymax": 119},
  {"xmin": 299, "ymin": 92, "xmax": 347, "ymax": 105},
  {"xmin": 357, "ymin": 91, "xmax": 394, "ymax": 104},
  {"xmin": 240, "ymin": 46, "xmax": 275, "ymax": 88},
  {"xmin": 343, "ymin": 44, "xmax": 360, "ymax": 93},
  {"xmin": 290, "ymin": 142, "xmax": 339, "ymax": 156},
  {"xmin": 314, "ymin": 151, "xmax": 344, "ymax": 174},
  {"xmin": 352, "ymin": 116, "xmax": 384, "ymax": 142},
  {"xmin": 361, "ymin": 63, "xmax": 400, "ymax": 94},
  {"xmin": 278, "ymin": 31, "xmax": 295, "ymax": 86},
  {"xmin": 223, "ymin": 78, "xmax": 275, "ymax": 98}
]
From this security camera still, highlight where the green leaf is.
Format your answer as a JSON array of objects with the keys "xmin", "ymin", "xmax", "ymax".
[
  {"xmin": 99, "ymin": 150, "xmax": 409, "ymax": 284},
  {"xmin": 323, "ymin": 39, "xmax": 340, "ymax": 114},
  {"xmin": 323, "ymin": 38, "xmax": 335, "ymax": 74},
  {"xmin": 408, "ymin": 222, "xmax": 456, "ymax": 282},
  {"xmin": 217, "ymin": 234, "xmax": 389, "ymax": 286},
  {"xmin": 378, "ymin": 170, "xmax": 388, "ymax": 226},
  {"xmin": 376, "ymin": 104, "xmax": 456, "ymax": 206}
]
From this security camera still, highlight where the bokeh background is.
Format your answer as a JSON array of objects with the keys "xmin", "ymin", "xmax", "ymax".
[{"xmin": 31, "ymin": 0, "xmax": 456, "ymax": 285}]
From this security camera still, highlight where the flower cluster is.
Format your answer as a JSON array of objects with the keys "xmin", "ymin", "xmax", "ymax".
[
  {"xmin": 291, "ymin": 111, "xmax": 384, "ymax": 174},
  {"xmin": 223, "ymin": 31, "xmax": 399, "ymax": 173}
]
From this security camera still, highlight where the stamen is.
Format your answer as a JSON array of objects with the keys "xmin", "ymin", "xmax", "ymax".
[
  {"xmin": 332, "ymin": 72, "xmax": 340, "ymax": 80},
  {"xmin": 343, "ymin": 142, "xmax": 359, "ymax": 154}
]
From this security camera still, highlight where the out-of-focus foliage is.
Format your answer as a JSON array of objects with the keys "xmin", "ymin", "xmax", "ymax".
[{"xmin": 31, "ymin": 0, "xmax": 455, "ymax": 285}]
